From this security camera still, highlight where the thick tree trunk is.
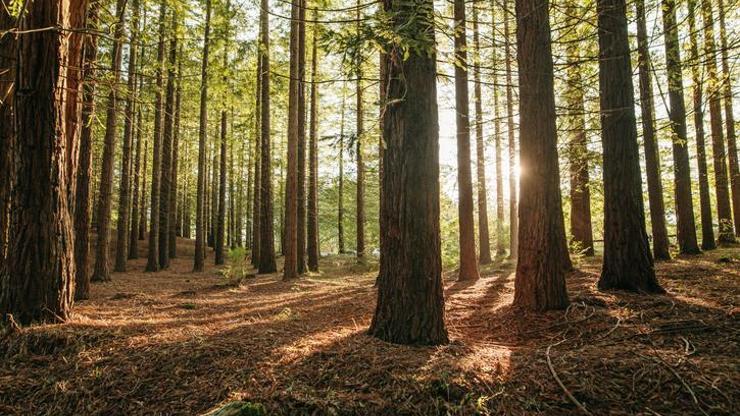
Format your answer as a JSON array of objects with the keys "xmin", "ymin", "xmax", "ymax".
[
  {"xmin": 369, "ymin": 0, "xmax": 447, "ymax": 345},
  {"xmin": 701, "ymin": 0, "xmax": 736, "ymax": 243},
  {"xmin": 661, "ymin": 0, "xmax": 701, "ymax": 255},
  {"xmin": 491, "ymin": 0, "xmax": 506, "ymax": 257},
  {"xmin": 146, "ymin": 0, "xmax": 168, "ymax": 272},
  {"xmin": 307, "ymin": 12, "xmax": 320, "ymax": 272},
  {"xmin": 472, "ymin": 2, "xmax": 492, "ymax": 265},
  {"xmin": 158, "ymin": 13, "xmax": 177, "ymax": 269},
  {"xmin": 258, "ymin": 0, "xmax": 277, "ymax": 273},
  {"xmin": 1, "ymin": 0, "xmax": 86, "ymax": 324},
  {"xmin": 194, "ymin": 0, "xmax": 212, "ymax": 272},
  {"xmin": 296, "ymin": 0, "xmax": 307, "ymax": 273},
  {"xmin": 512, "ymin": 0, "xmax": 570, "ymax": 311},
  {"xmin": 636, "ymin": 0, "xmax": 671, "ymax": 260},
  {"xmin": 283, "ymin": 0, "xmax": 300, "ymax": 280},
  {"xmin": 0, "ymin": 0, "xmax": 15, "ymax": 262},
  {"xmin": 596, "ymin": 0, "xmax": 663, "ymax": 293},
  {"xmin": 453, "ymin": 0, "xmax": 480, "ymax": 281},
  {"xmin": 687, "ymin": 0, "xmax": 716, "ymax": 250},
  {"xmin": 93, "ymin": 0, "xmax": 127, "ymax": 282},
  {"xmin": 504, "ymin": 0, "xmax": 518, "ymax": 259}
]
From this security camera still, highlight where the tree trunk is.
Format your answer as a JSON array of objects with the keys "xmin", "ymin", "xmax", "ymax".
[
  {"xmin": 1, "ymin": 0, "xmax": 86, "ymax": 324},
  {"xmin": 158, "ymin": 12, "xmax": 177, "ymax": 269},
  {"xmin": 355, "ymin": 0, "xmax": 366, "ymax": 261},
  {"xmin": 146, "ymin": 0, "xmax": 168, "ymax": 272},
  {"xmin": 307, "ymin": 11, "xmax": 320, "ymax": 272},
  {"xmin": 169, "ymin": 54, "xmax": 182, "ymax": 258},
  {"xmin": 636, "ymin": 0, "xmax": 671, "ymax": 260},
  {"xmin": 210, "ymin": 140, "xmax": 218, "ymax": 249},
  {"xmin": 687, "ymin": 0, "xmax": 715, "ymax": 250},
  {"xmin": 504, "ymin": 0, "xmax": 518, "ymax": 259},
  {"xmin": 93, "ymin": 0, "xmax": 128, "ymax": 282},
  {"xmin": 296, "ymin": 0, "xmax": 307, "ymax": 273},
  {"xmin": 194, "ymin": 0, "xmax": 212, "ymax": 272},
  {"xmin": 472, "ymin": 2, "xmax": 492, "ymax": 265},
  {"xmin": 491, "ymin": 0, "xmax": 506, "ymax": 257},
  {"xmin": 139, "ymin": 131, "xmax": 148, "ymax": 240},
  {"xmin": 258, "ymin": 0, "xmax": 277, "ymax": 273},
  {"xmin": 596, "ymin": 0, "xmax": 663, "ymax": 293},
  {"xmin": 369, "ymin": 0, "xmax": 447, "ymax": 345},
  {"xmin": 251, "ymin": 54, "xmax": 262, "ymax": 264},
  {"xmin": 454, "ymin": 0, "xmax": 480, "ymax": 281},
  {"xmin": 0, "ymin": 0, "xmax": 15, "ymax": 262},
  {"xmin": 701, "ymin": 0, "xmax": 736, "ymax": 243},
  {"xmin": 216, "ymin": 85, "xmax": 228, "ymax": 265},
  {"xmin": 512, "ymin": 0, "xmax": 570, "ymax": 311},
  {"xmin": 338, "ymin": 85, "xmax": 346, "ymax": 254},
  {"xmin": 285, "ymin": 0, "xmax": 299, "ymax": 279},
  {"xmin": 129, "ymin": 109, "xmax": 143, "ymax": 259},
  {"xmin": 661, "ymin": 0, "xmax": 701, "ymax": 255}
]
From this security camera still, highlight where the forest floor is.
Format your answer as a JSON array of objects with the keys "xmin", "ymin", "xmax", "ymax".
[{"xmin": 1, "ymin": 238, "xmax": 739, "ymax": 415}]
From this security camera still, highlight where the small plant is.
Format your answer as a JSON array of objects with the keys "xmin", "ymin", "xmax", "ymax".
[{"xmin": 221, "ymin": 247, "xmax": 252, "ymax": 285}]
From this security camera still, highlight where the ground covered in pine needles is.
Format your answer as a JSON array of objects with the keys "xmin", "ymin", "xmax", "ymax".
[{"xmin": 1, "ymin": 239, "xmax": 738, "ymax": 415}]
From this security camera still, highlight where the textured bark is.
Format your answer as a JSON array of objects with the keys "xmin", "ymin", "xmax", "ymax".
[
  {"xmin": 563, "ymin": 0, "xmax": 594, "ymax": 257},
  {"xmin": 596, "ymin": 0, "xmax": 663, "ymax": 293},
  {"xmin": 369, "ymin": 0, "xmax": 448, "ymax": 345},
  {"xmin": 512, "ymin": 0, "xmax": 570, "ymax": 311},
  {"xmin": 687, "ymin": 0, "xmax": 715, "ymax": 250},
  {"xmin": 216, "ymin": 80, "xmax": 227, "ymax": 265},
  {"xmin": 472, "ymin": 3, "xmax": 491, "ymax": 265},
  {"xmin": 115, "ymin": 0, "xmax": 140, "ymax": 272},
  {"xmin": 661, "ymin": 0, "xmax": 701, "ymax": 255},
  {"xmin": 194, "ymin": 0, "xmax": 212, "ymax": 272},
  {"xmin": 158, "ymin": 13, "xmax": 177, "ymax": 269},
  {"xmin": 129, "ymin": 111, "xmax": 143, "ymax": 259},
  {"xmin": 138, "ymin": 133, "xmax": 148, "ymax": 240},
  {"xmin": 355, "ymin": 1, "xmax": 366, "ymax": 261},
  {"xmin": 210, "ymin": 139, "xmax": 218, "ymax": 249},
  {"xmin": 717, "ymin": 0, "xmax": 739, "ymax": 236},
  {"xmin": 251, "ymin": 55, "xmax": 262, "ymax": 265},
  {"xmin": 0, "ymin": 1, "xmax": 15, "ymax": 262},
  {"xmin": 93, "ymin": 0, "xmax": 127, "ymax": 282},
  {"xmin": 338, "ymin": 87, "xmax": 347, "ymax": 254},
  {"xmin": 169, "ymin": 56, "xmax": 182, "ymax": 258},
  {"xmin": 283, "ymin": 0, "xmax": 300, "ymax": 280},
  {"xmin": 636, "ymin": 0, "xmax": 671, "ymax": 260},
  {"xmin": 146, "ymin": 0, "xmax": 168, "ymax": 272},
  {"xmin": 307, "ymin": 13, "xmax": 320, "ymax": 272},
  {"xmin": 453, "ymin": 0, "xmax": 480, "ymax": 281},
  {"xmin": 258, "ymin": 0, "xmax": 277, "ymax": 273},
  {"xmin": 701, "ymin": 0, "xmax": 736, "ymax": 243},
  {"xmin": 296, "ymin": 0, "xmax": 307, "ymax": 273},
  {"xmin": 504, "ymin": 0, "xmax": 518, "ymax": 259},
  {"xmin": 1, "ymin": 0, "xmax": 86, "ymax": 324},
  {"xmin": 491, "ymin": 0, "xmax": 506, "ymax": 256}
]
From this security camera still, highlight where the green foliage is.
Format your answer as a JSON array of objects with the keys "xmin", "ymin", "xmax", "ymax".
[
  {"xmin": 221, "ymin": 247, "xmax": 251, "ymax": 284},
  {"xmin": 209, "ymin": 401, "xmax": 266, "ymax": 416}
]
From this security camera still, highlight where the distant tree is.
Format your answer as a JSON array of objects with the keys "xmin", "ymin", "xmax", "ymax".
[
  {"xmin": 504, "ymin": 0, "xmax": 518, "ymax": 259},
  {"xmin": 284, "ymin": 0, "xmax": 300, "ymax": 280},
  {"xmin": 307, "ymin": 11, "xmax": 321, "ymax": 272},
  {"xmin": 355, "ymin": 0, "xmax": 365, "ymax": 261},
  {"xmin": 194, "ymin": 0, "xmax": 212, "ymax": 272}
]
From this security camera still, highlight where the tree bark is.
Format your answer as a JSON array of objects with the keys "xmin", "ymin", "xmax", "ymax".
[
  {"xmin": 194, "ymin": 0, "xmax": 212, "ymax": 272},
  {"xmin": 454, "ymin": 0, "xmax": 480, "ymax": 281},
  {"xmin": 504, "ymin": 0, "xmax": 518, "ymax": 259},
  {"xmin": 0, "ymin": 0, "xmax": 15, "ymax": 262},
  {"xmin": 512, "ymin": 0, "xmax": 570, "ymax": 311},
  {"xmin": 596, "ymin": 0, "xmax": 663, "ymax": 293},
  {"xmin": 369, "ymin": 0, "xmax": 447, "ymax": 345},
  {"xmin": 129, "ymin": 108, "xmax": 143, "ymax": 259},
  {"xmin": 251, "ymin": 54, "xmax": 262, "ymax": 265},
  {"xmin": 283, "ymin": 0, "xmax": 300, "ymax": 280},
  {"xmin": 169, "ymin": 53, "xmax": 182, "ymax": 258},
  {"xmin": 296, "ymin": 0, "xmax": 307, "ymax": 273},
  {"xmin": 338, "ymin": 86, "xmax": 347, "ymax": 254},
  {"xmin": 307, "ymin": 11, "xmax": 320, "ymax": 272},
  {"xmin": 139, "ymin": 131, "xmax": 148, "ymax": 240},
  {"xmin": 636, "ymin": 0, "xmax": 671, "ymax": 260},
  {"xmin": 491, "ymin": 0, "xmax": 506, "ymax": 257},
  {"xmin": 355, "ymin": 0, "xmax": 366, "ymax": 261}
]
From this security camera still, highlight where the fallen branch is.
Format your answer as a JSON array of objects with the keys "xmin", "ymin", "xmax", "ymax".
[{"xmin": 546, "ymin": 339, "xmax": 593, "ymax": 416}]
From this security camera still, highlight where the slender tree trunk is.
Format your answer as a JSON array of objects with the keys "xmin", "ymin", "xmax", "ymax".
[
  {"xmin": 169, "ymin": 54, "xmax": 182, "ymax": 258},
  {"xmin": 139, "ymin": 132, "xmax": 148, "ymax": 240},
  {"xmin": 129, "ymin": 109, "xmax": 143, "ymax": 259},
  {"xmin": 635, "ymin": 0, "xmax": 671, "ymax": 260},
  {"xmin": 491, "ymin": 0, "xmax": 506, "ymax": 257},
  {"xmin": 369, "ymin": 0, "xmax": 448, "ymax": 345},
  {"xmin": 513, "ymin": 0, "xmax": 570, "ymax": 311},
  {"xmin": 701, "ymin": 0, "xmax": 736, "ymax": 243},
  {"xmin": 216, "ymin": 88, "xmax": 228, "ymax": 265},
  {"xmin": 295, "ymin": 0, "xmax": 307, "ymax": 273},
  {"xmin": 596, "ymin": 0, "xmax": 663, "ymax": 293},
  {"xmin": 251, "ymin": 55, "xmax": 262, "ymax": 264},
  {"xmin": 687, "ymin": 0, "xmax": 716, "ymax": 249},
  {"xmin": 1, "ymin": 0, "xmax": 86, "ymax": 324},
  {"xmin": 0, "ymin": 0, "xmax": 16, "ymax": 262},
  {"xmin": 472, "ymin": 2, "xmax": 492, "ymax": 265},
  {"xmin": 717, "ymin": 0, "xmax": 740, "ymax": 236},
  {"xmin": 661, "ymin": 0, "xmax": 701, "ymax": 254},
  {"xmin": 194, "ymin": 0, "xmax": 212, "ymax": 271},
  {"xmin": 307, "ymin": 11, "xmax": 320, "ymax": 272},
  {"xmin": 504, "ymin": 0, "xmax": 518, "ymax": 259},
  {"xmin": 146, "ymin": 0, "xmax": 168, "ymax": 272},
  {"xmin": 285, "ymin": 1, "xmax": 299, "ymax": 279},
  {"xmin": 258, "ymin": 0, "xmax": 277, "ymax": 273},
  {"xmin": 453, "ymin": 0, "xmax": 480, "ymax": 281},
  {"xmin": 338, "ymin": 86, "xmax": 346, "ymax": 254},
  {"xmin": 158, "ymin": 12, "xmax": 177, "ymax": 269},
  {"xmin": 355, "ymin": 0, "xmax": 366, "ymax": 261},
  {"xmin": 210, "ymin": 140, "xmax": 218, "ymax": 249}
]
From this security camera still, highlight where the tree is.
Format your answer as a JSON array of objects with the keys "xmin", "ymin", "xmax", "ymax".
[
  {"xmin": 687, "ymin": 0, "xmax": 715, "ymax": 250},
  {"xmin": 0, "ymin": 0, "xmax": 87, "ymax": 324},
  {"xmin": 159, "ymin": 12, "xmax": 178, "ymax": 269},
  {"xmin": 0, "ymin": 0, "xmax": 16, "ymax": 262},
  {"xmin": 636, "ymin": 0, "xmax": 671, "ymax": 260},
  {"xmin": 355, "ymin": 0, "xmax": 365, "ymax": 261},
  {"xmin": 194, "ymin": 0, "xmax": 212, "ymax": 272},
  {"xmin": 338, "ymin": 85, "xmax": 347, "ymax": 254},
  {"xmin": 169, "ymin": 53, "xmax": 183, "ymax": 258},
  {"xmin": 471, "ymin": 1, "xmax": 492, "ymax": 265},
  {"xmin": 307, "ymin": 10, "xmax": 320, "ymax": 272},
  {"xmin": 93, "ymin": 0, "xmax": 128, "ymax": 282},
  {"xmin": 369, "ymin": 0, "xmax": 447, "ymax": 346},
  {"xmin": 596, "ymin": 0, "xmax": 663, "ymax": 293},
  {"xmin": 661, "ymin": 0, "xmax": 701, "ymax": 255},
  {"xmin": 296, "ymin": 0, "xmax": 307, "ymax": 273},
  {"xmin": 504, "ymin": 0, "xmax": 518, "ymax": 259},
  {"xmin": 491, "ymin": 0, "xmax": 506, "ymax": 256},
  {"xmin": 216, "ymin": 5, "xmax": 230, "ymax": 266},
  {"xmin": 251, "ymin": 54, "xmax": 262, "ymax": 266},
  {"xmin": 512, "ymin": 0, "xmax": 570, "ymax": 311},
  {"xmin": 453, "ymin": 0, "xmax": 480, "ymax": 281},
  {"xmin": 284, "ymin": 0, "xmax": 300, "ymax": 280},
  {"xmin": 129, "ymin": 112, "xmax": 143, "ymax": 259},
  {"xmin": 701, "ymin": 0, "xmax": 736, "ymax": 243}
]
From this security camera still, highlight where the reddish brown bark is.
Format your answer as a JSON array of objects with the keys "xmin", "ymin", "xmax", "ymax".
[
  {"xmin": 258, "ymin": 0, "xmax": 276, "ymax": 273},
  {"xmin": 307, "ymin": 12, "xmax": 320, "ymax": 272},
  {"xmin": 194, "ymin": 0, "xmax": 212, "ymax": 272}
]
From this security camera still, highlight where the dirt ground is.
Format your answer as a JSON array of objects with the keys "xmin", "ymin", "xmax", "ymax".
[{"xmin": 1, "ymin": 238, "xmax": 738, "ymax": 415}]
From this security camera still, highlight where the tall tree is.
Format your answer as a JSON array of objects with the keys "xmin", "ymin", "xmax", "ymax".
[
  {"xmin": 284, "ymin": 0, "xmax": 300, "ymax": 280},
  {"xmin": 129, "ymin": 112, "xmax": 143, "ymax": 259},
  {"xmin": 194, "ymin": 0, "xmax": 212, "ymax": 272},
  {"xmin": 93, "ymin": 0, "xmax": 128, "ymax": 282},
  {"xmin": 338, "ymin": 85, "xmax": 347, "ymax": 254},
  {"xmin": 512, "ymin": 0, "xmax": 570, "ymax": 311},
  {"xmin": 146, "ymin": 0, "xmax": 168, "ymax": 272},
  {"xmin": 216, "ymin": 4, "xmax": 230, "ymax": 266},
  {"xmin": 251, "ymin": 55, "xmax": 262, "ymax": 265},
  {"xmin": 504, "ymin": 0, "xmax": 518, "ymax": 259},
  {"xmin": 159, "ymin": 11, "xmax": 178, "ymax": 269},
  {"xmin": 0, "ymin": 0, "xmax": 16, "ymax": 262},
  {"xmin": 453, "ymin": 0, "xmax": 480, "ymax": 281},
  {"xmin": 701, "ymin": 0, "xmax": 736, "ymax": 243},
  {"xmin": 169, "ymin": 50, "xmax": 183, "ymax": 258},
  {"xmin": 687, "ymin": 0, "xmax": 715, "ymax": 249},
  {"xmin": 472, "ymin": 1, "xmax": 492, "ymax": 265},
  {"xmin": 563, "ymin": 0, "xmax": 595, "ymax": 257},
  {"xmin": 138, "ymin": 130, "xmax": 149, "ymax": 240},
  {"xmin": 636, "ymin": 0, "xmax": 671, "ymax": 260},
  {"xmin": 307, "ymin": 10, "xmax": 320, "ymax": 272},
  {"xmin": 0, "ymin": 0, "xmax": 87, "ymax": 324},
  {"xmin": 491, "ymin": 0, "xmax": 506, "ymax": 256},
  {"xmin": 596, "ymin": 0, "xmax": 663, "ymax": 293},
  {"xmin": 661, "ymin": 0, "xmax": 701, "ymax": 255},
  {"xmin": 369, "ymin": 0, "xmax": 447, "ymax": 345},
  {"xmin": 355, "ymin": 0, "xmax": 366, "ymax": 261},
  {"xmin": 296, "ymin": 0, "xmax": 308, "ymax": 273}
]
